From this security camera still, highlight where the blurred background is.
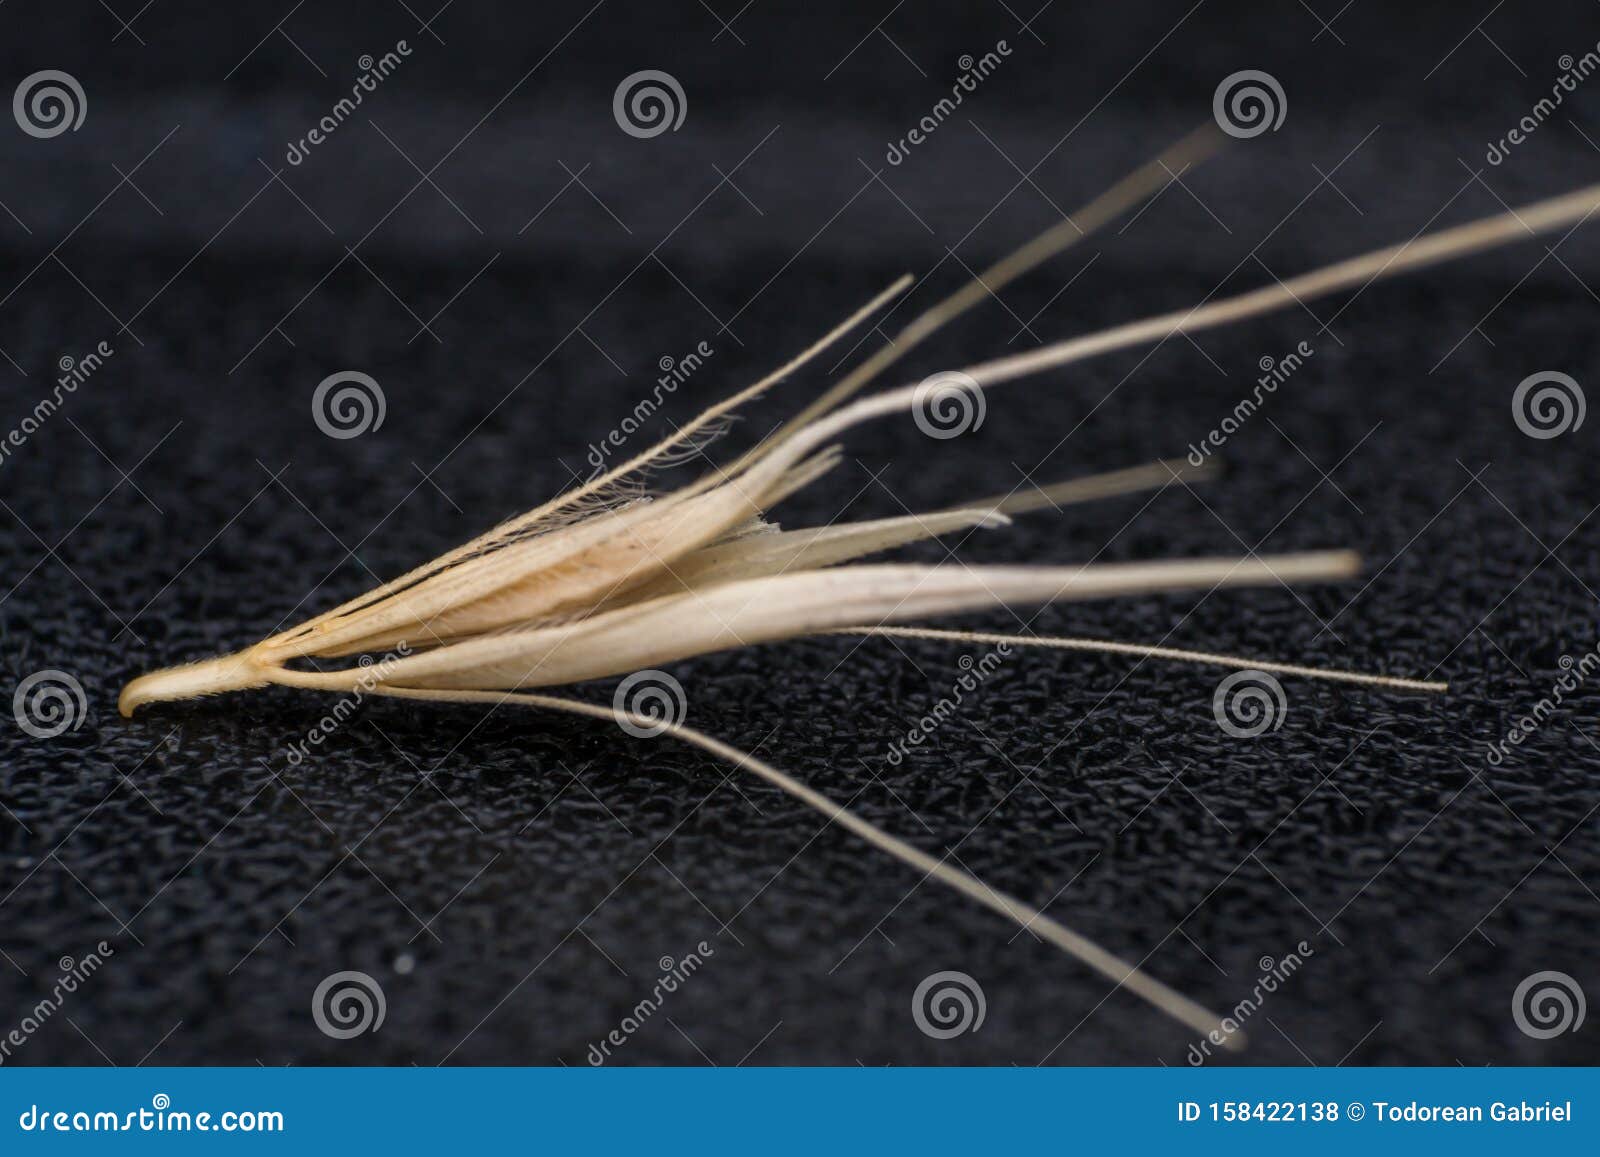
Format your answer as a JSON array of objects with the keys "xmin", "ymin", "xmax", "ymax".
[{"xmin": 0, "ymin": 0, "xmax": 1597, "ymax": 1065}]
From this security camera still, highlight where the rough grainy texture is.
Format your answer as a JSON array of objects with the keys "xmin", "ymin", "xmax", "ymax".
[{"xmin": 1, "ymin": 0, "xmax": 1598, "ymax": 1066}]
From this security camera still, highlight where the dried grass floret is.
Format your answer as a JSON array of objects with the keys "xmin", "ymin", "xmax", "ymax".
[{"xmin": 118, "ymin": 130, "xmax": 1600, "ymax": 1047}]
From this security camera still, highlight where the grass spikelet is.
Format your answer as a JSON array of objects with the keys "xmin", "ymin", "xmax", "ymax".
[{"xmin": 117, "ymin": 128, "xmax": 1600, "ymax": 1047}]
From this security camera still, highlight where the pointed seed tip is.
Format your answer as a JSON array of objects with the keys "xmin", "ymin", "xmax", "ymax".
[{"xmin": 117, "ymin": 654, "xmax": 269, "ymax": 718}]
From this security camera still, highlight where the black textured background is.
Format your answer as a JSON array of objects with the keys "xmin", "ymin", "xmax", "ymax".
[{"xmin": 1, "ymin": 0, "xmax": 1598, "ymax": 1066}]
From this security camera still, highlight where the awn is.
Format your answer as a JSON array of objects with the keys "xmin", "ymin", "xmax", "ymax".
[{"xmin": 120, "ymin": 125, "xmax": 1598, "ymax": 1047}]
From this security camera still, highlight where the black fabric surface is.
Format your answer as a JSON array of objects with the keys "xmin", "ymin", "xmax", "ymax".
[{"xmin": 2, "ymin": 1, "xmax": 1599, "ymax": 1066}]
